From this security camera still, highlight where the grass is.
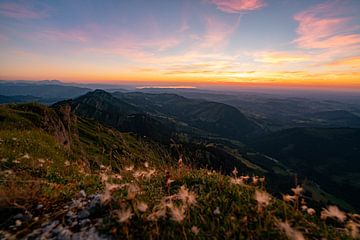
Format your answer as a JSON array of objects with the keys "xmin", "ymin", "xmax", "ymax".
[
  {"xmin": 0, "ymin": 103, "xmax": 358, "ymax": 239},
  {"xmin": 97, "ymin": 167, "xmax": 353, "ymax": 239}
]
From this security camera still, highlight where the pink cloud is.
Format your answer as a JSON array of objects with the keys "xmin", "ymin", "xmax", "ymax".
[
  {"xmin": 199, "ymin": 15, "xmax": 240, "ymax": 48},
  {"xmin": 294, "ymin": 1, "xmax": 360, "ymax": 49},
  {"xmin": 0, "ymin": 33, "xmax": 9, "ymax": 43},
  {"xmin": 0, "ymin": 2, "xmax": 48, "ymax": 19},
  {"xmin": 36, "ymin": 29, "xmax": 88, "ymax": 43},
  {"xmin": 84, "ymin": 35, "xmax": 182, "ymax": 61},
  {"xmin": 206, "ymin": 0, "xmax": 265, "ymax": 13}
]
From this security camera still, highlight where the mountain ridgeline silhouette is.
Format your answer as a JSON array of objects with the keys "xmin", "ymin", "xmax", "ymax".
[{"xmin": 56, "ymin": 90, "xmax": 262, "ymax": 142}]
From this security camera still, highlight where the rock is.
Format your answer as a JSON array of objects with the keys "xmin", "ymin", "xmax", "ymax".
[
  {"xmin": 12, "ymin": 213, "xmax": 32, "ymax": 225},
  {"xmin": 79, "ymin": 190, "xmax": 86, "ymax": 198},
  {"xmin": 71, "ymin": 221, "xmax": 79, "ymax": 228},
  {"xmin": 15, "ymin": 220, "xmax": 22, "ymax": 227},
  {"xmin": 13, "ymin": 213, "xmax": 24, "ymax": 220},
  {"xmin": 77, "ymin": 210, "xmax": 90, "ymax": 220},
  {"xmin": 58, "ymin": 228, "xmax": 73, "ymax": 240},
  {"xmin": 79, "ymin": 219, "xmax": 91, "ymax": 227},
  {"xmin": 51, "ymin": 224, "xmax": 64, "ymax": 236},
  {"xmin": 88, "ymin": 194, "xmax": 101, "ymax": 215},
  {"xmin": 37, "ymin": 204, "xmax": 44, "ymax": 210}
]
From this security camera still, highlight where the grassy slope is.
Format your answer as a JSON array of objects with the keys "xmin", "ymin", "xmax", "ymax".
[{"xmin": 0, "ymin": 103, "xmax": 357, "ymax": 239}]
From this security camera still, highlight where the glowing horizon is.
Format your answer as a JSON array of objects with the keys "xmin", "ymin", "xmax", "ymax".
[{"xmin": 0, "ymin": 0, "xmax": 359, "ymax": 89}]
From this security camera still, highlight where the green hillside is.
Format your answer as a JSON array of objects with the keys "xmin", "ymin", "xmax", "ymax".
[{"xmin": 0, "ymin": 103, "xmax": 358, "ymax": 239}]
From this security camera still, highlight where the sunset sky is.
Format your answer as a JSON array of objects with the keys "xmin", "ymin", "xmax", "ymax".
[{"xmin": 0, "ymin": 0, "xmax": 360, "ymax": 89}]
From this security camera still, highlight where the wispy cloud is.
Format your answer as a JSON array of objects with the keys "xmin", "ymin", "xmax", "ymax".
[
  {"xmin": 254, "ymin": 51, "xmax": 310, "ymax": 64},
  {"xmin": 36, "ymin": 29, "xmax": 88, "ymax": 43},
  {"xmin": 0, "ymin": 2, "xmax": 48, "ymax": 19},
  {"xmin": 325, "ymin": 56, "xmax": 360, "ymax": 69},
  {"xmin": 293, "ymin": 1, "xmax": 360, "ymax": 49},
  {"xmin": 84, "ymin": 34, "xmax": 181, "ymax": 60},
  {"xmin": 206, "ymin": 0, "xmax": 265, "ymax": 13},
  {"xmin": 199, "ymin": 15, "xmax": 240, "ymax": 49}
]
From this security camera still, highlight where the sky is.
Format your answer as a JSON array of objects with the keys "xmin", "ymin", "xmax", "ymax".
[{"xmin": 0, "ymin": 0, "xmax": 359, "ymax": 89}]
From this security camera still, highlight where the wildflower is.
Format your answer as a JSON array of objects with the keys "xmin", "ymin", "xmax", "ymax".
[
  {"xmin": 22, "ymin": 153, "xmax": 30, "ymax": 159},
  {"xmin": 291, "ymin": 185, "xmax": 303, "ymax": 196},
  {"xmin": 321, "ymin": 205, "xmax": 346, "ymax": 222},
  {"xmin": 137, "ymin": 201, "xmax": 148, "ymax": 212},
  {"xmin": 124, "ymin": 165, "xmax": 134, "ymax": 171},
  {"xmin": 276, "ymin": 220, "xmax": 305, "ymax": 240},
  {"xmin": 147, "ymin": 208, "xmax": 167, "ymax": 221},
  {"xmin": 112, "ymin": 174, "xmax": 122, "ymax": 180},
  {"xmin": 144, "ymin": 161, "xmax": 149, "ymax": 168},
  {"xmin": 346, "ymin": 220, "xmax": 359, "ymax": 239},
  {"xmin": 100, "ymin": 173, "xmax": 109, "ymax": 183},
  {"xmin": 252, "ymin": 176, "xmax": 259, "ymax": 185},
  {"xmin": 12, "ymin": 137, "xmax": 17, "ymax": 141},
  {"xmin": 101, "ymin": 183, "xmax": 121, "ymax": 204},
  {"xmin": 133, "ymin": 170, "xmax": 146, "ymax": 179},
  {"xmin": 178, "ymin": 157, "xmax": 183, "ymax": 169},
  {"xmin": 230, "ymin": 177, "xmax": 244, "ymax": 186},
  {"xmin": 307, "ymin": 208, "xmax": 316, "ymax": 216},
  {"xmin": 301, "ymin": 205, "xmax": 308, "ymax": 211},
  {"xmin": 241, "ymin": 175, "xmax": 250, "ymax": 181},
  {"xmin": 213, "ymin": 207, "xmax": 220, "ymax": 215},
  {"xmin": 64, "ymin": 160, "xmax": 70, "ymax": 166},
  {"xmin": 127, "ymin": 183, "xmax": 141, "ymax": 200},
  {"xmin": 1, "ymin": 158, "xmax": 7, "ymax": 163},
  {"xmin": 3, "ymin": 170, "xmax": 13, "ymax": 175},
  {"xmin": 13, "ymin": 159, "xmax": 20, "ymax": 164},
  {"xmin": 170, "ymin": 205, "xmax": 186, "ymax": 223},
  {"xmin": 191, "ymin": 226, "xmax": 200, "ymax": 235},
  {"xmin": 115, "ymin": 208, "xmax": 134, "ymax": 223},
  {"xmin": 176, "ymin": 185, "xmax": 197, "ymax": 206},
  {"xmin": 146, "ymin": 169, "xmax": 156, "ymax": 178},
  {"xmin": 255, "ymin": 190, "xmax": 271, "ymax": 207},
  {"xmin": 259, "ymin": 176, "xmax": 265, "ymax": 183},
  {"xmin": 283, "ymin": 194, "xmax": 296, "ymax": 203},
  {"xmin": 232, "ymin": 167, "xmax": 238, "ymax": 177},
  {"xmin": 166, "ymin": 178, "xmax": 174, "ymax": 187},
  {"xmin": 38, "ymin": 158, "xmax": 45, "ymax": 164}
]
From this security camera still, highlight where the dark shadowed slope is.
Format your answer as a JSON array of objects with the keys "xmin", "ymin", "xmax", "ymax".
[
  {"xmin": 53, "ymin": 90, "xmax": 176, "ymax": 142},
  {"xmin": 251, "ymin": 127, "xmax": 360, "ymax": 210},
  {"xmin": 112, "ymin": 92, "xmax": 262, "ymax": 140}
]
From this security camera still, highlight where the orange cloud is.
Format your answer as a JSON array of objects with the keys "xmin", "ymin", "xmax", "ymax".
[
  {"xmin": 254, "ymin": 51, "xmax": 310, "ymax": 64},
  {"xmin": 206, "ymin": 0, "xmax": 265, "ymax": 13},
  {"xmin": 326, "ymin": 56, "xmax": 360, "ymax": 69},
  {"xmin": 294, "ymin": 1, "xmax": 360, "ymax": 49},
  {"xmin": 0, "ymin": 2, "xmax": 48, "ymax": 19}
]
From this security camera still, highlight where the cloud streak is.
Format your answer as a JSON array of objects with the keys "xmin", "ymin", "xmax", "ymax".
[
  {"xmin": 199, "ymin": 15, "xmax": 240, "ymax": 49},
  {"xmin": 293, "ymin": 1, "xmax": 360, "ymax": 49},
  {"xmin": 254, "ymin": 51, "xmax": 310, "ymax": 64},
  {"xmin": 0, "ymin": 2, "xmax": 48, "ymax": 19},
  {"xmin": 206, "ymin": 0, "xmax": 265, "ymax": 13},
  {"xmin": 325, "ymin": 56, "xmax": 360, "ymax": 69}
]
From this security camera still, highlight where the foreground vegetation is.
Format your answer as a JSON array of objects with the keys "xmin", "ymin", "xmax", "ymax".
[{"xmin": 0, "ymin": 103, "xmax": 359, "ymax": 239}]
